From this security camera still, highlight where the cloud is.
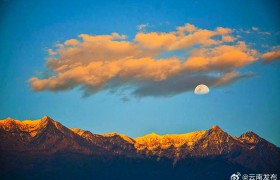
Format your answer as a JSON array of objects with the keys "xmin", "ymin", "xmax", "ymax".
[
  {"xmin": 30, "ymin": 23, "xmax": 259, "ymax": 97},
  {"xmin": 185, "ymin": 41, "xmax": 257, "ymax": 71},
  {"xmin": 48, "ymin": 49, "xmax": 57, "ymax": 55},
  {"xmin": 252, "ymin": 27, "xmax": 259, "ymax": 31},
  {"xmin": 137, "ymin": 24, "xmax": 149, "ymax": 32},
  {"xmin": 251, "ymin": 27, "xmax": 271, "ymax": 36},
  {"xmin": 261, "ymin": 47, "xmax": 280, "ymax": 63},
  {"xmin": 259, "ymin": 31, "xmax": 271, "ymax": 35},
  {"xmin": 135, "ymin": 26, "xmax": 235, "ymax": 51}
]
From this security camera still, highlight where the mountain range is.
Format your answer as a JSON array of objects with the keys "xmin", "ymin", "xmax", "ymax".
[{"xmin": 0, "ymin": 116, "xmax": 279, "ymax": 180}]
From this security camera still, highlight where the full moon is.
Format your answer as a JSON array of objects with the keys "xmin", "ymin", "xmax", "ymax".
[{"xmin": 194, "ymin": 84, "xmax": 210, "ymax": 95}]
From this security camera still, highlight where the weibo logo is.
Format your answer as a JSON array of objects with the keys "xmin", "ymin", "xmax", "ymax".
[{"xmin": 231, "ymin": 172, "xmax": 241, "ymax": 180}]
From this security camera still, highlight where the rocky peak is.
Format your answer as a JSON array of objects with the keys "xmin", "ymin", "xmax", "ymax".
[
  {"xmin": 103, "ymin": 132, "xmax": 119, "ymax": 137},
  {"xmin": 40, "ymin": 116, "xmax": 55, "ymax": 124},
  {"xmin": 5, "ymin": 117, "xmax": 15, "ymax": 121},
  {"xmin": 71, "ymin": 128, "xmax": 97, "ymax": 141},
  {"xmin": 2, "ymin": 117, "xmax": 16, "ymax": 124},
  {"xmin": 209, "ymin": 125, "xmax": 223, "ymax": 132},
  {"xmin": 199, "ymin": 125, "xmax": 229, "ymax": 139},
  {"xmin": 238, "ymin": 131, "xmax": 264, "ymax": 144},
  {"xmin": 138, "ymin": 132, "xmax": 161, "ymax": 139},
  {"xmin": 0, "ymin": 117, "xmax": 20, "ymax": 131},
  {"xmin": 4, "ymin": 117, "xmax": 16, "ymax": 124},
  {"xmin": 38, "ymin": 116, "xmax": 67, "ymax": 132},
  {"xmin": 189, "ymin": 125, "xmax": 237, "ymax": 156},
  {"xmin": 103, "ymin": 132, "xmax": 135, "ymax": 144},
  {"xmin": 71, "ymin": 128, "xmax": 86, "ymax": 135},
  {"xmin": 205, "ymin": 125, "xmax": 231, "ymax": 138}
]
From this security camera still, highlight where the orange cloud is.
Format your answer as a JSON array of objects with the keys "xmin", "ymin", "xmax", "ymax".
[
  {"xmin": 30, "ymin": 23, "xmax": 259, "ymax": 97},
  {"xmin": 222, "ymin": 35, "xmax": 236, "ymax": 42},
  {"xmin": 261, "ymin": 47, "xmax": 280, "ymax": 63},
  {"xmin": 48, "ymin": 49, "xmax": 57, "ymax": 55},
  {"xmin": 185, "ymin": 42, "xmax": 257, "ymax": 71},
  {"xmin": 64, "ymin": 39, "xmax": 80, "ymax": 46},
  {"xmin": 169, "ymin": 29, "xmax": 218, "ymax": 50},
  {"xmin": 135, "ymin": 24, "xmax": 234, "ymax": 51},
  {"xmin": 135, "ymin": 32, "xmax": 176, "ymax": 50}
]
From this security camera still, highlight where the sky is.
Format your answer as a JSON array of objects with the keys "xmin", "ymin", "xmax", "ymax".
[{"xmin": 1, "ymin": 0, "xmax": 280, "ymax": 145}]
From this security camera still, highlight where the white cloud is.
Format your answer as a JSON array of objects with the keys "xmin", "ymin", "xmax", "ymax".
[{"xmin": 137, "ymin": 24, "xmax": 149, "ymax": 32}]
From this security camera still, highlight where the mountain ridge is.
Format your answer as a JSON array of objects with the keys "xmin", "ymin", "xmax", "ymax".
[
  {"xmin": 1, "ymin": 116, "xmax": 280, "ymax": 179},
  {"xmin": 0, "ymin": 116, "xmax": 279, "ymax": 152},
  {"xmin": 0, "ymin": 116, "xmax": 273, "ymax": 146}
]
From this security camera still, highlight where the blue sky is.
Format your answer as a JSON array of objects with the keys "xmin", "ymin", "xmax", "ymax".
[{"xmin": 1, "ymin": 0, "xmax": 280, "ymax": 145}]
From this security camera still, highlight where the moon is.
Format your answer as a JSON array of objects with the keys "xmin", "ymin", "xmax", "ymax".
[{"xmin": 194, "ymin": 84, "xmax": 210, "ymax": 95}]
